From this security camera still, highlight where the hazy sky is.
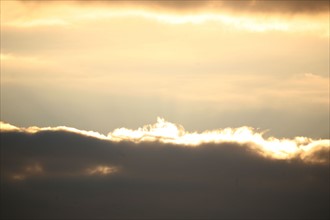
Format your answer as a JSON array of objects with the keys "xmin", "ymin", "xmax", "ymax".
[
  {"xmin": 1, "ymin": 0, "xmax": 329, "ymax": 138},
  {"xmin": 1, "ymin": 1, "xmax": 329, "ymax": 219}
]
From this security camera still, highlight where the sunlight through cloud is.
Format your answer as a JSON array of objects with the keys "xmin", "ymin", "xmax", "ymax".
[
  {"xmin": 108, "ymin": 118, "xmax": 329, "ymax": 162},
  {"xmin": 86, "ymin": 165, "xmax": 118, "ymax": 176},
  {"xmin": 2, "ymin": 119, "xmax": 328, "ymax": 163}
]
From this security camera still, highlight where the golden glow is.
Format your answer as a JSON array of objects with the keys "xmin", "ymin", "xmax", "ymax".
[
  {"xmin": 11, "ymin": 174, "xmax": 26, "ymax": 181},
  {"xmin": 1, "ymin": 1, "xmax": 328, "ymax": 169},
  {"xmin": 1, "ymin": 1, "xmax": 328, "ymax": 36},
  {"xmin": 2, "ymin": 119, "xmax": 329, "ymax": 163},
  {"xmin": 0, "ymin": 121, "xmax": 20, "ymax": 131},
  {"xmin": 109, "ymin": 118, "xmax": 329, "ymax": 162},
  {"xmin": 0, "ymin": 121, "xmax": 108, "ymax": 140},
  {"xmin": 10, "ymin": 163, "xmax": 44, "ymax": 181},
  {"xmin": 0, "ymin": 53, "xmax": 52, "ymax": 70},
  {"xmin": 8, "ymin": 163, "xmax": 119, "ymax": 181},
  {"xmin": 86, "ymin": 165, "xmax": 118, "ymax": 176},
  {"xmin": 1, "ymin": 2, "xmax": 328, "ymax": 114}
]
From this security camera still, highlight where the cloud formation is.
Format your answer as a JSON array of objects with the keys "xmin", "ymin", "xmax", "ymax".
[
  {"xmin": 2, "ymin": 0, "xmax": 328, "ymax": 36},
  {"xmin": 2, "ymin": 118, "xmax": 329, "ymax": 163},
  {"xmin": 20, "ymin": 0, "xmax": 330, "ymax": 14},
  {"xmin": 151, "ymin": 0, "xmax": 329, "ymax": 14},
  {"xmin": 1, "ymin": 120, "xmax": 329, "ymax": 219}
]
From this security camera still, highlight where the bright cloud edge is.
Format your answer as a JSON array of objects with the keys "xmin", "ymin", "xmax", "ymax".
[{"xmin": 1, "ymin": 118, "xmax": 329, "ymax": 164}]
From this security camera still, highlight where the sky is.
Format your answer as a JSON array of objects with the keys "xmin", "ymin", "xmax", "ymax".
[
  {"xmin": 0, "ymin": 0, "xmax": 329, "ymax": 219},
  {"xmin": 1, "ymin": 0, "xmax": 329, "ymax": 138}
]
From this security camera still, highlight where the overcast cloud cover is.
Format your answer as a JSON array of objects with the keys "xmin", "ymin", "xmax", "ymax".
[
  {"xmin": 1, "ymin": 121, "xmax": 330, "ymax": 219},
  {"xmin": 1, "ymin": 1, "xmax": 329, "ymax": 219}
]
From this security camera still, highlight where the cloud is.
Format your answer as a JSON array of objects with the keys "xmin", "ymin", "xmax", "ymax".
[
  {"xmin": 1, "ymin": 119, "xmax": 329, "ymax": 219},
  {"xmin": 19, "ymin": 0, "xmax": 330, "ymax": 14},
  {"xmin": 2, "ymin": 1, "xmax": 328, "ymax": 36},
  {"xmin": 1, "ymin": 118, "xmax": 329, "ymax": 162}
]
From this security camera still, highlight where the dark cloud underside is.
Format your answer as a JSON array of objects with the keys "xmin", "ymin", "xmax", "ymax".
[{"xmin": 1, "ymin": 129, "xmax": 329, "ymax": 219}]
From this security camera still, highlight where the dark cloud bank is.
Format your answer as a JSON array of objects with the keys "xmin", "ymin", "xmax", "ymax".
[{"xmin": 1, "ymin": 129, "xmax": 329, "ymax": 219}]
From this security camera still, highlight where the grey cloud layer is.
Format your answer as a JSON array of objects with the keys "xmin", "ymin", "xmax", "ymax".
[{"xmin": 1, "ymin": 128, "xmax": 329, "ymax": 219}]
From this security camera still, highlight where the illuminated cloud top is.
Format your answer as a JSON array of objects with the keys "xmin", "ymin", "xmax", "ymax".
[
  {"xmin": 2, "ymin": 118, "xmax": 329, "ymax": 163},
  {"xmin": 1, "ymin": 119, "xmax": 329, "ymax": 219}
]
